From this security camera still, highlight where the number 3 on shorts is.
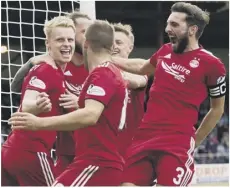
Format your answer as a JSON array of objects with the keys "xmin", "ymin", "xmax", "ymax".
[{"xmin": 173, "ymin": 167, "xmax": 185, "ymax": 185}]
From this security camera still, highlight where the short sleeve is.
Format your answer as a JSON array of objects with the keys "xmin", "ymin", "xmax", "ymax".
[
  {"xmin": 206, "ymin": 58, "xmax": 226, "ymax": 98},
  {"xmin": 25, "ymin": 64, "xmax": 50, "ymax": 93},
  {"xmin": 84, "ymin": 67, "xmax": 116, "ymax": 106},
  {"xmin": 149, "ymin": 45, "xmax": 165, "ymax": 68}
]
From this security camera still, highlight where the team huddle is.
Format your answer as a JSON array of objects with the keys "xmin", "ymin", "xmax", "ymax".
[{"xmin": 2, "ymin": 2, "xmax": 226, "ymax": 187}]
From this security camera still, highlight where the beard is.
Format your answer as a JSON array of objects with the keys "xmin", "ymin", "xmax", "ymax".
[
  {"xmin": 172, "ymin": 31, "xmax": 189, "ymax": 54},
  {"xmin": 75, "ymin": 41, "xmax": 83, "ymax": 55},
  {"xmin": 83, "ymin": 49, "xmax": 89, "ymax": 71}
]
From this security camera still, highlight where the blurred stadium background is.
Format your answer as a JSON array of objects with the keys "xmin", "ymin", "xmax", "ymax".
[{"xmin": 1, "ymin": 1, "xmax": 229, "ymax": 186}]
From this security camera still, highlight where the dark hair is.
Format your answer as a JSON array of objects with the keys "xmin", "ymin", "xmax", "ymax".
[
  {"xmin": 171, "ymin": 2, "xmax": 210, "ymax": 39},
  {"xmin": 67, "ymin": 10, "xmax": 91, "ymax": 25}
]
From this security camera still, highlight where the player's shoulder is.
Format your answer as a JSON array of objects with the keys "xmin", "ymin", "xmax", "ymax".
[
  {"xmin": 162, "ymin": 43, "xmax": 172, "ymax": 50},
  {"xmin": 198, "ymin": 48, "xmax": 223, "ymax": 65},
  {"xmin": 26, "ymin": 63, "xmax": 59, "ymax": 88},
  {"xmin": 155, "ymin": 43, "xmax": 172, "ymax": 56},
  {"xmin": 29, "ymin": 62, "xmax": 58, "ymax": 74},
  {"xmin": 94, "ymin": 61, "xmax": 120, "ymax": 76}
]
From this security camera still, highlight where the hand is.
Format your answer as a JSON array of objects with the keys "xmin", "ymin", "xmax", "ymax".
[
  {"xmin": 59, "ymin": 90, "xmax": 79, "ymax": 109},
  {"xmin": 8, "ymin": 112, "xmax": 41, "ymax": 131},
  {"xmin": 36, "ymin": 92, "xmax": 52, "ymax": 113},
  {"xmin": 30, "ymin": 54, "xmax": 56, "ymax": 67}
]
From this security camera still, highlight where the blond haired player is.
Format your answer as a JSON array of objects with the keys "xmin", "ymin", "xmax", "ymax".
[
  {"xmin": 112, "ymin": 23, "xmax": 147, "ymax": 157},
  {"xmin": 10, "ymin": 20, "xmax": 128, "ymax": 186},
  {"xmin": 2, "ymin": 16, "xmax": 75, "ymax": 186},
  {"xmin": 10, "ymin": 11, "xmax": 92, "ymax": 176}
]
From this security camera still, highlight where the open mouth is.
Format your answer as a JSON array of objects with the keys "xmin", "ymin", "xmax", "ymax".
[
  {"xmin": 112, "ymin": 50, "xmax": 120, "ymax": 55},
  {"xmin": 169, "ymin": 36, "xmax": 177, "ymax": 44},
  {"xmin": 60, "ymin": 49, "xmax": 71, "ymax": 56}
]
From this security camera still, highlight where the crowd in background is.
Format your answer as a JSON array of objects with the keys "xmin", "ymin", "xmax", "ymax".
[{"xmin": 194, "ymin": 89, "xmax": 229, "ymax": 164}]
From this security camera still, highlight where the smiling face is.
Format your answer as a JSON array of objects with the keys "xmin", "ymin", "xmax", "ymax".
[
  {"xmin": 113, "ymin": 31, "xmax": 133, "ymax": 58},
  {"xmin": 46, "ymin": 26, "xmax": 75, "ymax": 64},
  {"xmin": 165, "ymin": 12, "xmax": 190, "ymax": 54}
]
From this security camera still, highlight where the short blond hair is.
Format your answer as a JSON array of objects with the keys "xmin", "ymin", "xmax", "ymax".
[
  {"xmin": 44, "ymin": 16, "xmax": 76, "ymax": 39},
  {"xmin": 113, "ymin": 22, "xmax": 134, "ymax": 44},
  {"xmin": 85, "ymin": 20, "xmax": 114, "ymax": 53}
]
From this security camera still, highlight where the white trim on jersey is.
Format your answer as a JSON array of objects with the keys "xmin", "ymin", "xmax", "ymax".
[
  {"xmin": 200, "ymin": 49, "xmax": 219, "ymax": 59},
  {"xmin": 180, "ymin": 137, "xmax": 195, "ymax": 186},
  {"xmin": 118, "ymin": 89, "xmax": 129, "ymax": 130},
  {"xmin": 69, "ymin": 165, "xmax": 99, "ymax": 187},
  {"xmin": 37, "ymin": 152, "xmax": 55, "ymax": 186}
]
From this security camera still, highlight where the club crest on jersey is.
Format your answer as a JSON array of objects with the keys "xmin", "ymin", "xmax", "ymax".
[
  {"xmin": 189, "ymin": 58, "xmax": 199, "ymax": 68},
  {"xmin": 29, "ymin": 76, "xmax": 46, "ymax": 89},
  {"xmin": 87, "ymin": 84, "xmax": 105, "ymax": 96},
  {"xmin": 65, "ymin": 81, "xmax": 83, "ymax": 96}
]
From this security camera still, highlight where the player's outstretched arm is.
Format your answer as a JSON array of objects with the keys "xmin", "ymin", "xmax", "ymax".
[
  {"xmin": 112, "ymin": 57, "xmax": 155, "ymax": 76},
  {"xmin": 9, "ymin": 99, "xmax": 104, "ymax": 131},
  {"xmin": 11, "ymin": 54, "xmax": 56, "ymax": 92},
  {"xmin": 22, "ymin": 90, "xmax": 51, "ymax": 115},
  {"xmin": 122, "ymin": 72, "xmax": 147, "ymax": 89},
  {"xmin": 195, "ymin": 96, "xmax": 225, "ymax": 148}
]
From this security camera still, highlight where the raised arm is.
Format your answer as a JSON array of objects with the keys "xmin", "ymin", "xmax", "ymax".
[
  {"xmin": 11, "ymin": 54, "xmax": 55, "ymax": 92},
  {"xmin": 122, "ymin": 72, "xmax": 147, "ymax": 89},
  {"xmin": 11, "ymin": 60, "xmax": 34, "ymax": 92}
]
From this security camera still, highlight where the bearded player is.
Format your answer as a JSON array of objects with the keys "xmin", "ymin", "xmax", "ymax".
[{"xmin": 112, "ymin": 2, "xmax": 226, "ymax": 186}]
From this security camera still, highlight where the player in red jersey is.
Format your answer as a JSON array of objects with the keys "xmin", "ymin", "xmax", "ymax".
[
  {"xmin": 9, "ymin": 20, "xmax": 128, "ymax": 186},
  {"xmin": 10, "ymin": 12, "xmax": 92, "ymax": 176},
  {"xmin": 112, "ymin": 23, "xmax": 147, "ymax": 156},
  {"xmin": 112, "ymin": 2, "xmax": 226, "ymax": 186},
  {"xmin": 54, "ymin": 12, "xmax": 91, "ymax": 177},
  {"xmin": 2, "ymin": 16, "xmax": 76, "ymax": 186}
]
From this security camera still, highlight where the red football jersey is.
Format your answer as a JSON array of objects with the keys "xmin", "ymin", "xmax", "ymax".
[
  {"xmin": 117, "ymin": 88, "xmax": 145, "ymax": 156},
  {"xmin": 142, "ymin": 43, "xmax": 226, "ymax": 135},
  {"xmin": 56, "ymin": 62, "xmax": 88, "ymax": 156},
  {"xmin": 64, "ymin": 62, "xmax": 88, "ymax": 96},
  {"xmin": 4, "ymin": 63, "xmax": 66, "ymax": 152},
  {"xmin": 73, "ymin": 62, "xmax": 127, "ymax": 170}
]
